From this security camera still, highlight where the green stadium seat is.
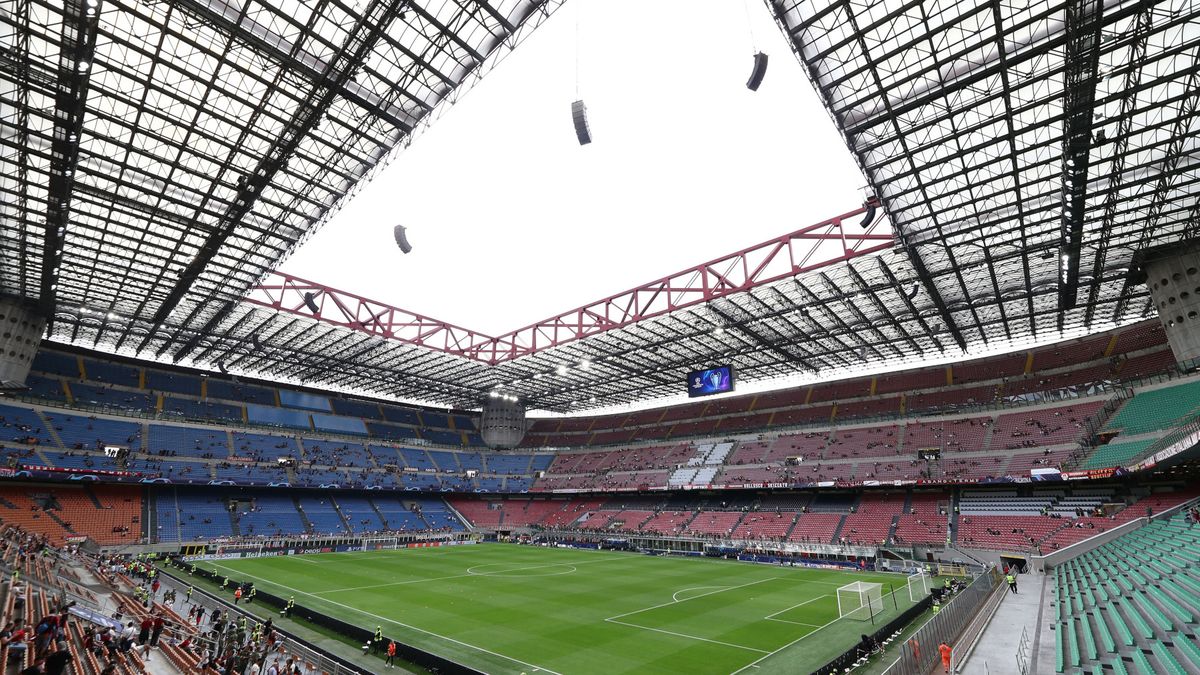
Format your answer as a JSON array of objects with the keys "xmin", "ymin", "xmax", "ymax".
[
  {"xmin": 1110, "ymin": 656, "xmax": 1129, "ymax": 675},
  {"xmin": 1090, "ymin": 610, "xmax": 1115, "ymax": 653},
  {"xmin": 1066, "ymin": 619, "xmax": 1081, "ymax": 668},
  {"xmin": 1160, "ymin": 579, "xmax": 1200, "ymax": 615},
  {"xmin": 1147, "ymin": 586, "xmax": 1193, "ymax": 624},
  {"xmin": 1132, "ymin": 592, "xmax": 1173, "ymax": 632},
  {"xmin": 1130, "ymin": 649, "xmax": 1155, "ymax": 675},
  {"xmin": 1080, "ymin": 438, "xmax": 1156, "ymax": 469},
  {"xmin": 1115, "ymin": 600, "xmax": 1155, "ymax": 639},
  {"xmin": 1104, "ymin": 379, "xmax": 1200, "ymax": 435},
  {"xmin": 1152, "ymin": 641, "xmax": 1187, "ymax": 675},
  {"xmin": 1078, "ymin": 614, "xmax": 1098, "ymax": 660},
  {"xmin": 1116, "ymin": 576, "xmax": 1135, "ymax": 593},
  {"xmin": 1175, "ymin": 632, "xmax": 1200, "ymax": 671},
  {"xmin": 1103, "ymin": 605, "xmax": 1135, "ymax": 646},
  {"xmin": 1056, "ymin": 625, "xmax": 1066, "ymax": 673}
]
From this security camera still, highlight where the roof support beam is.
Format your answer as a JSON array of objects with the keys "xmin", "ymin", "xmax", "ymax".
[
  {"xmin": 170, "ymin": 0, "xmax": 419, "ymax": 132},
  {"xmin": 149, "ymin": 0, "xmax": 412, "ymax": 329},
  {"xmin": 1057, "ymin": 0, "xmax": 1106, "ymax": 314},
  {"xmin": 39, "ymin": 0, "xmax": 102, "ymax": 321}
]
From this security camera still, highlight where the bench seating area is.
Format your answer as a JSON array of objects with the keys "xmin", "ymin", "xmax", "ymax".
[{"xmin": 1052, "ymin": 507, "xmax": 1200, "ymax": 673}]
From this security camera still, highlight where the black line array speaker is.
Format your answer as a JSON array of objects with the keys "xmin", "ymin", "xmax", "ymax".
[
  {"xmin": 393, "ymin": 224, "xmax": 413, "ymax": 254},
  {"xmin": 571, "ymin": 100, "xmax": 592, "ymax": 145},
  {"xmin": 746, "ymin": 52, "xmax": 768, "ymax": 91}
]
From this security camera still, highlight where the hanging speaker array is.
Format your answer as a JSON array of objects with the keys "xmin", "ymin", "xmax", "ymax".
[
  {"xmin": 393, "ymin": 224, "xmax": 413, "ymax": 254},
  {"xmin": 571, "ymin": 100, "xmax": 592, "ymax": 145},
  {"xmin": 746, "ymin": 52, "xmax": 769, "ymax": 91}
]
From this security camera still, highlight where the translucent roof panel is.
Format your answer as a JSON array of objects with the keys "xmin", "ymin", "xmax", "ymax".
[{"xmin": 771, "ymin": 0, "xmax": 1200, "ymax": 342}]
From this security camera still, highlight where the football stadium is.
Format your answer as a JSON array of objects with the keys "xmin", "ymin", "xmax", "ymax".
[{"xmin": 2, "ymin": 0, "xmax": 1200, "ymax": 674}]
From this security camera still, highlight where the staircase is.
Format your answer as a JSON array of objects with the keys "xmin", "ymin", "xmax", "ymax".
[
  {"xmin": 82, "ymin": 484, "xmax": 105, "ymax": 509},
  {"xmin": 980, "ymin": 417, "xmax": 996, "ymax": 451},
  {"xmin": 37, "ymin": 410, "xmax": 66, "ymax": 449},
  {"xmin": 43, "ymin": 508, "xmax": 77, "ymax": 535},
  {"xmin": 367, "ymin": 497, "xmax": 390, "ymax": 529},
  {"xmin": 829, "ymin": 514, "xmax": 848, "ymax": 543},
  {"xmin": 144, "ymin": 494, "xmax": 155, "ymax": 543},
  {"xmin": 228, "ymin": 507, "xmax": 241, "ymax": 537},
  {"xmin": 292, "ymin": 497, "xmax": 314, "ymax": 533},
  {"xmin": 886, "ymin": 515, "xmax": 901, "ymax": 544},
  {"xmin": 329, "ymin": 497, "xmax": 354, "ymax": 532}
]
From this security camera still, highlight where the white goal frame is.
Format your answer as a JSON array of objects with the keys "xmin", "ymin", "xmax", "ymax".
[
  {"xmin": 837, "ymin": 581, "xmax": 884, "ymax": 621},
  {"xmin": 359, "ymin": 537, "xmax": 402, "ymax": 552},
  {"xmin": 906, "ymin": 572, "xmax": 930, "ymax": 602}
]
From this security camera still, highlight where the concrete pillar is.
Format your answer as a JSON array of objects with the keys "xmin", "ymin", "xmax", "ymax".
[
  {"xmin": 479, "ymin": 395, "xmax": 526, "ymax": 449},
  {"xmin": 0, "ymin": 297, "xmax": 45, "ymax": 387},
  {"xmin": 1144, "ymin": 242, "xmax": 1200, "ymax": 364}
]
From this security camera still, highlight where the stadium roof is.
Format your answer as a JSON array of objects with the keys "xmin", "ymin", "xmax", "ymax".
[{"xmin": 3, "ymin": 0, "xmax": 1197, "ymax": 414}]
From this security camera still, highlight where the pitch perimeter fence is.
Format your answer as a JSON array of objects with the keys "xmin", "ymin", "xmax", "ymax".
[{"xmin": 881, "ymin": 567, "xmax": 1002, "ymax": 675}]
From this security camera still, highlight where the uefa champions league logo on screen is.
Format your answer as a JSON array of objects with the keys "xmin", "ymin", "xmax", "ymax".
[{"xmin": 687, "ymin": 366, "xmax": 734, "ymax": 397}]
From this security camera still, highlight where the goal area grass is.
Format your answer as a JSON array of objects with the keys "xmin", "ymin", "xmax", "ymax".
[{"xmin": 195, "ymin": 544, "xmax": 927, "ymax": 674}]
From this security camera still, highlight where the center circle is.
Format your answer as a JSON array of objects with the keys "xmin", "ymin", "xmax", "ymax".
[{"xmin": 466, "ymin": 563, "xmax": 579, "ymax": 578}]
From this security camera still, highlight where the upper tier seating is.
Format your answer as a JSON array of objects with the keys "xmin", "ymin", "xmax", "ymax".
[{"xmin": 1105, "ymin": 379, "xmax": 1200, "ymax": 436}]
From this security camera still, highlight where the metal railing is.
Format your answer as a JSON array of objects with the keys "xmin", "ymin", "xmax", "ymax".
[{"xmin": 881, "ymin": 568, "xmax": 1002, "ymax": 675}]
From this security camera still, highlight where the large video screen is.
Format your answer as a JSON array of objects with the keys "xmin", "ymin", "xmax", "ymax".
[{"xmin": 686, "ymin": 365, "xmax": 735, "ymax": 398}]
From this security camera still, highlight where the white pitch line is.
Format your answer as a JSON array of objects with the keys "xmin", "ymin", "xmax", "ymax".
[
  {"xmin": 208, "ymin": 562, "xmax": 565, "ymax": 675},
  {"xmin": 672, "ymin": 586, "xmax": 729, "ymax": 603},
  {"xmin": 311, "ymin": 557, "xmax": 623, "ymax": 595},
  {"xmin": 729, "ymin": 616, "xmax": 840, "ymax": 674},
  {"xmin": 607, "ymin": 577, "xmax": 780, "ymax": 621},
  {"xmin": 731, "ymin": 585, "xmax": 910, "ymax": 674},
  {"xmin": 763, "ymin": 594, "xmax": 830, "ymax": 620},
  {"xmin": 764, "ymin": 618, "xmax": 825, "ymax": 628},
  {"xmin": 604, "ymin": 618, "xmax": 769, "ymax": 654}
]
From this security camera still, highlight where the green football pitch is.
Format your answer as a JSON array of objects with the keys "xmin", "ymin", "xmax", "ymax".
[{"xmin": 197, "ymin": 544, "xmax": 926, "ymax": 674}]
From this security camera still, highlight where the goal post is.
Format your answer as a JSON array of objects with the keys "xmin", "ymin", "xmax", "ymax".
[
  {"xmin": 837, "ymin": 581, "xmax": 884, "ymax": 622},
  {"xmin": 359, "ymin": 537, "xmax": 401, "ymax": 552},
  {"xmin": 906, "ymin": 572, "xmax": 930, "ymax": 602}
]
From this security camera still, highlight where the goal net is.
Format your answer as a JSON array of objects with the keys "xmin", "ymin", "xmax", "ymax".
[
  {"xmin": 360, "ymin": 537, "xmax": 401, "ymax": 552},
  {"xmin": 837, "ymin": 581, "xmax": 884, "ymax": 621},
  {"xmin": 906, "ymin": 572, "xmax": 930, "ymax": 602}
]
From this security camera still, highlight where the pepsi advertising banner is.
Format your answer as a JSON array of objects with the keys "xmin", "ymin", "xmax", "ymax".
[{"xmin": 686, "ymin": 365, "xmax": 735, "ymax": 398}]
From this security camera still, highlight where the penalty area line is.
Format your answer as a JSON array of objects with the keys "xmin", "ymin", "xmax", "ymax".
[
  {"xmin": 207, "ymin": 562, "xmax": 565, "ymax": 675},
  {"xmin": 603, "ymin": 618, "xmax": 769, "ymax": 654}
]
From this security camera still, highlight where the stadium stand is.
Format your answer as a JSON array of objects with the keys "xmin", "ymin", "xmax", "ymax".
[{"xmin": 1051, "ymin": 502, "xmax": 1200, "ymax": 673}]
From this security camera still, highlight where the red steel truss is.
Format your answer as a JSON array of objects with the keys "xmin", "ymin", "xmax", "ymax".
[{"xmin": 246, "ymin": 200, "xmax": 891, "ymax": 364}]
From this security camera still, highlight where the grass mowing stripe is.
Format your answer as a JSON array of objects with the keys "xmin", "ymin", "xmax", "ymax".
[
  {"xmin": 207, "ymin": 561, "xmax": 566, "ymax": 675},
  {"xmin": 313, "ymin": 557, "xmax": 625, "ymax": 595},
  {"xmin": 606, "ymin": 577, "xmax": 780, "ymax": 621},
  {"xmin": 603, "ymin": 618, "xmax": 772, "ymax": 653},
  {"xmin": 199, "ymin": 545, "xmax": 927, "ymax": 674}
]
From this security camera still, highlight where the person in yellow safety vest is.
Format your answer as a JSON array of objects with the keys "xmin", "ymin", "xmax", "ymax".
[
  {"xmin": 944, "ymin": 579, "xmax": 951, "ymax": 591},
  {"xmin": 186, "ymin": 586, "xmax": 194, "ymax": 603},
  {"xmin": 247, "ymin": 587, "xmax": 256, "ymax": 603},
  {"xmin": 1006, "ymin": 573, "xmax": 1018, "ymax": 594},
  {"xmin": 373, "ymin": 626, "xmax": 383, "ymax": 653},
  {"xmin": 10, "ymin": 569, "xmax": 17, "ymax": 584},
  {"xmin": 285, "ymin": 596, "xmax": 295, "ymax": 617},
  {"xmin": 932, "ymin": 600, "xmax": 940, "ymax": 614}
]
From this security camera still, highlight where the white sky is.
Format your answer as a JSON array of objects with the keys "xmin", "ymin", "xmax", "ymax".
[{"xmin": 281, "ymin": 0, "xmax": 868, "ymax": 337}]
